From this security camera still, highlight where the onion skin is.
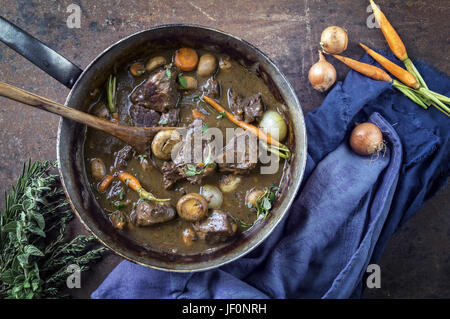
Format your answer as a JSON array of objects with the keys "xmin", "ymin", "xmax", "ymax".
[
  {"xmin": 349, "ymin": 122, "xmax": 384, "ymax": 156},
  {"xmin": 320, "ymin": 26, "xmax": 348, "ymax": 54},
  {"xmin": 308, "ymin": 51, "xmax": 337, "ymax": 92}
]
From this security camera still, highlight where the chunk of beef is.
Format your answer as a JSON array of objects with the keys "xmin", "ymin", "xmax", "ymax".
[
  {"xmin": 172, "ymin": 119, "xmax": 206, "ymax": 167},
  {"xmin": 159, "ymin": 108, "xmax": 180, "ymax": 126},
  {"xmin": 243, "ymin": 93, "xmax": 264, "ymax": 123},
  {"xmin": 161, "ymin": 119, "xmax": 216, "ymax": 189},
  {"xmin": 130, "ymin": 67, "xmax": 179, "ymax": 113},
  {"xmin": 161, "ymin": 161, "xmax": 184, "ymax": 189},
  {"xmin": 227, "ymin": 88, "xmax": 244, "ymax": 121},
  {"xmin": 172, "ymin": 118, "xmax": 216, "ymax": 184},
  {"xmin": 131, "ymin": 201, "xmax": 176, "ymax": 226},
  {"xmin": 182, "ymin": 163, "xmax": 216, "ymax": 185},
  {"xmin": 227, "ymin": 89, "xmax": 264, "ymax": 123},
  {"xmin": 130, "ymin": 104, "xmax": 161, "ymax": 127},
  {"xmin": 114, "ymin": 145, "xmax": 133, "ymax": 169},
  {"xmin": 217, "ymin": 131, "xmax": 258, "ymax": 174},
  {"xmin": 193, "ymin": 209, "xmax": 238, "ymax": 244},
  {"xmin": 201, "ymin": 77, "xmax": 220, "ymax": 99}
]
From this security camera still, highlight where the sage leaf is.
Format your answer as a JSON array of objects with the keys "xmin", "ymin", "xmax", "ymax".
[{"xmin": 24, "ymin": 245, "xmax": 44, "ymax": 257}]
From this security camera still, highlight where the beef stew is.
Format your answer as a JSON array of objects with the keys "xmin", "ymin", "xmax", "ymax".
[{"xmin": 84, "ymin": 47, "xmax": 291, "ymax": 255}]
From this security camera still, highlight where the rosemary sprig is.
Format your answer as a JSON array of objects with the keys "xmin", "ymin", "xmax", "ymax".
[{"xmin": 0, "ymin": 160, "xmax": 106, "ymax": 299}]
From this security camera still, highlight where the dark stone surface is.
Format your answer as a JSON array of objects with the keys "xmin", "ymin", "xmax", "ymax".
[{"xmin": 0, "ymin": 0, "xmax": 448, "ymax": 298}]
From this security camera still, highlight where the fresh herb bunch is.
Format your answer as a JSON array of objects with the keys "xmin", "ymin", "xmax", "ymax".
[{"xmin": 0, "ymin": 160, "xmax": 106, "ymax": 299}]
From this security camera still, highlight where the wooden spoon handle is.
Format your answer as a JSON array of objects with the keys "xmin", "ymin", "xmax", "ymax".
[
  {"xmin": 0, "ymin": 81, "xmax": 120, "ymax": 132},
  {"xmin": 0, "ymin": 81, "xmax": 172, "ymax": 153}
]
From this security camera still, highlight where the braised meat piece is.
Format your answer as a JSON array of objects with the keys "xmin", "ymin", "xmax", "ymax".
[
  {"xmin": 227, "ymin": 88, "xmax": 264, "ymax": 123},
  {"xmin": 161, "ymin": 119, "xmax": 216, "ymax": 188},
  {"xmin": 130, "ymin": 66, "xmax": 179, "ymax": 113},
  {"xmin": 243, "ymin": 92, "xmax": 264, "ymax": 123},
  {"xmin": 130, "ymin": 104, "xmax": 161, "ymax": 127},
  {"xmin": 114, "ymin": 145, "xmax": 133, "ymax": 169},
  {"xmin": 131, "ymin": 201, "xmax": 176, "ymax": 226},
  {"xmin": 227, "ymin": 89, "xmax": 244, "ymax": 121},
  {"xmin": 201, "ymin": 77, "xmax": 220, "ymax": 99},
  {"xmin": 217, "ymin": 131, "xmax": 258, "ymax": 174},
  {"xmin": 161, "ymin": 161, "xmax": 184, "ymax": 189},
  {"xmin": 192, "ymin": 209, "xmax": 238, "ymax": 244},
  {"xmin": 173, "ymin": 119, "xmax": 216, "ymax": 184}
]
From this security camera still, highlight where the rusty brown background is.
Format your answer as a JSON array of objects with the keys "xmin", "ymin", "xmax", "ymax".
[{"xmin": 0, "ymin": 0, "xmax": 449, "ymax": 298}]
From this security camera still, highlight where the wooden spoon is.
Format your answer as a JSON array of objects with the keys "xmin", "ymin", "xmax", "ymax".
[{"xmin": 0, "ymin": 82, "xmax": 178, "ymax": 154}]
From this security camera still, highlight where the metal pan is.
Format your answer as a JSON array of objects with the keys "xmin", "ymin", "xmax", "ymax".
[{"xmin": 0, "ymin": 18, "xmax": 307, "ymax": 271}]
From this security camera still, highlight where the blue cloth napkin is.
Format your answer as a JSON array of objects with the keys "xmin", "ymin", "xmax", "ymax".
[{"xmin": 92, "ymin": 52, "xmax": 449, "ymax": 299}]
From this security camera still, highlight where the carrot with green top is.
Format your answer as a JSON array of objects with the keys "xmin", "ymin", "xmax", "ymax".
[
  {"xmin": 118, "ymin": 171, "xmax": 170, "ymax": 202},
  {"xmin": 370, "ymin": 0, "xmax": 406, "ymax": 61},
  {"xmin": 359, "ymin": 43, "xmax": 419, "ymax": 89},
  {"xmin": 359, "ymin": 43, "xmax": 450, "ymax": 114},
  {"xmin": 202, "ymin": 96, "xmax": 291, "ymax": 159},
  {"xmin": 332, "ymin": 54, "xmax": 450, "ymax": 117},
  {"xmin": 369, "ymin": 0, "xmax": 429, "ymax": 90}
]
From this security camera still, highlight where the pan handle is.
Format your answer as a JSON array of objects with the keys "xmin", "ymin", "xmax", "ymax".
[{"xmin": 0, "ymin": 16, "xmax": 83, "ymax": 89}]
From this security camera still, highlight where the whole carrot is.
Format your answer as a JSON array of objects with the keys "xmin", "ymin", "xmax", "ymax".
[
  {"xmin": 202, "ymin": 96, "xmax": 291, "ymax": 159},
  {"xmin": 332, "ymin": 55, "xmax": 393, "ymax": 82},
  {"xmin": 359, "ymin": 43, "xmax": 419, "ymax": 89},
  {"xmin": 370, "ymin": 0, "xmax": 407, "ymax": 61},
  {"xmin": 118, "ymin": 171, "xmax": 169, "ymax": 202},
  {"xmin": 203, "ymin": 96, "xmax": 278, "ymax": 144},
  {"xmin": 333, "ymin": 54, "xmax": 450, "ymax": 116},
  {"xmin": 369, "ymin": 0, "xmax": 430, "ymax": 90}
]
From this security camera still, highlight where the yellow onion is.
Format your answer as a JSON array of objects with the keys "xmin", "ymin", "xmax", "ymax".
[
  {"xmin": 349, "ymin": 122, "xmax": 384, "ymax": 156},
  {"xmin": 308, "ymin": 51, "xmax": 336, "ymax": 92},
  {"xmin": 320, "ymin": 26, "xmax": 348, "ymax": 54}
]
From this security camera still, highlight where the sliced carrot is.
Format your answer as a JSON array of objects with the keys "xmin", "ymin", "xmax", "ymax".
[
  {"xmin": 360, "ymin": 43, "xmax": 419, "ymax": 89},
  {"xmin": 192, "ymin": 108, "xmax": 206, "ymax": 120},
  {"xmin": 370, "ymin": 0, "xmax": 407, "ymax": 61},
  {"xmin": 129, "ymin": 63, "xmax": 146, "ymax": 77},
  {"xmin": 332, "ymin": 54, "xmax": 393, "ymax": 82},
  {"xmin": 174, "ymin": 48, "xmax": 198, "ymax": 71},
  {"xmin": 98, "ymin": 175, "xmax": 114, "ymax": 192}
]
